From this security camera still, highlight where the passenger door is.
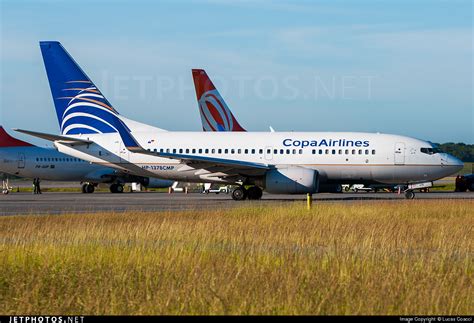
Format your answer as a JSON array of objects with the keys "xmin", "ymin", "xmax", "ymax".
[
  {"xmin": 17, "ymin": 153, "xmax": 25, "ymax": 169},
  {"xmin": 394, "ymin": 142, "xmax": 405, "ymax": 165}
]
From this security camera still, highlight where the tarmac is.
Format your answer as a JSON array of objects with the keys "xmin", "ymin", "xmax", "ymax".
[{"xmin": 0, "ymin": 190, "xmax": 472, "ymax": 216}]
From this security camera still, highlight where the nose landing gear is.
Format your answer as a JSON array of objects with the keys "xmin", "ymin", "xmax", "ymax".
[{"xmin": 404, "ymin": 190, "xmax": 415, "ymax": 199}]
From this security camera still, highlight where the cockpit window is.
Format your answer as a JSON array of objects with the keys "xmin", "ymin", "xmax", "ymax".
[{"xmin": 420, "ymin": 147, "xmax": 443, "ymax": 155}]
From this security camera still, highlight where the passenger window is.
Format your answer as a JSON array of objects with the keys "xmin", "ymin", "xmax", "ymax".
[
  {"xmin": 192, "ymin": 149, "xmax": 196, "ymax": 154},
  {"xmin": 36, "ymin": 158, "xmax": 39, "ymax": 162},
  {"xmin": 338, "ymin": 149, "xmax": 342, "ymax": 154},
  {"xmin": 358, "ymin": 150, "xmax": 362, "ymax": 154},
  {"xmin": 251, "ymin": 149, "xmax": 256, "ymax": 154},
  {"xmin": 274, "ymin": 149, "xmax": 278, "ymax": 154},
  {"xmin": 372, "ymin": 150, "xmax": 376, "ymax": 155},
  {"xmin": 325, "ymin": 149, "xmax": 329, "ymax": 154},
  {"xmin": 211, "ymin": 149, "xmax": 215, "ymax": 154},
  {"xmin": 245, "ymin": 149, "xmax": 248, "ymax": 154},
  {"xmin": 345, "ymin": 149, "xmax": 349, "ymax": 154},
  {"xmin": 365, "ymin": 149, "xmax": 369, "ymax": 155},
  {"xmin": 205, "ymin": 149, "xmax": 209, "ymax": 154},
  {"xmin": 259, "ymin": 149, "xmax": 263, "ymax": 154},
  {"xmin": 352, "ymin": 149, "xmax": 356, "ymax": 154},
  {"xmin": 280, "ymin": 149, "xmax": 284, "ymax": 154},
  {"xmin": 225, "ymin": 149, "xmax": 229, "ymax": 154},
  {"xmin": 237, "ymin": 149, "xmax": 241, "ymax": 154},
  {"xmin": 266, "ymin": 149, "xmax": 271, "ymax": 154},
  {"xmin": 293, "ymin": 149, "xmax": 296, "ymax": 154},
  {"xmin": 231, "ymin": 149, "xmax": 235, "ymax": 154},
  {"xmin": 186, "ymin": 149, "xmax": 189, "ymax": 153},
  {"xmin": 286, "ymin": 149, "xmax": 290, "ymax": 154},
  {"xmin": 332, "ymin": 150, "xmax": 336, "ymax": 155},
  {"xmin": 173, "ymin": 149, "xmax": 177, "ymax": 153},
  {"xmin": 160, "ymin": 148, "xmax": 164, "ymax": 153},
  {"xmin": 179, "ymin": 149, "xmax": 183, "ymax": 153},
  {"xmin": 218, "ymin": 149, "xmax": 222, "ymax": 154},
  {"xmin": 299, "ymin": 149, "xmax": 303, "ymax": 154},
  {"xmin": 199, "ymin": 149, "xmax": 203, "ymax": 153},
  {"xmin": 319, "ymin": 149, "xmax": 323, "ymax": 154}
]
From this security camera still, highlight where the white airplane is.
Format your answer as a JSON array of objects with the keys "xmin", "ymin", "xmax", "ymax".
[
  {"xmin": 17, "ymin": 41, "xmax": 464, "ymax": 200},
  {"xmin": 0, "ymin": 126, "xmax": 173, "ymax": 193}
]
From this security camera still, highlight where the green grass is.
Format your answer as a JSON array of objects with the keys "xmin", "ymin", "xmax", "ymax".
[{"xmin": 0, "ymin": 201, "xmax": 472, "ymax": 315}]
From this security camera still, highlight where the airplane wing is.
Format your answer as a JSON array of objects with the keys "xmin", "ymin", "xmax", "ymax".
[
  {"xmin": 112, "ymin": 117, "xmax": 270, "ymax": 177},
  {"xmin": 14, "ymin": 129, "xmax": 93, "ymax": 145}
]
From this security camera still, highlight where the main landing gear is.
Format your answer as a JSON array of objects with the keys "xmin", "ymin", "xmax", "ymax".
[
  {"xmin": 81, "ymin": 183, "xmax": 95, "ymax": 194},
  {"xmin": 110, "ymin": 183, "xmax": 124, "ymax": 193},
  {"xmin": 231, "ymin": 186, "xmax": 263, "ymax": 201}
]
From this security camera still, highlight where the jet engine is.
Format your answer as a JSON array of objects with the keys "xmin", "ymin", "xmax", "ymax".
[{"xmin": 264, "ymin": 167, "xmax": 319, "ymax": 194}]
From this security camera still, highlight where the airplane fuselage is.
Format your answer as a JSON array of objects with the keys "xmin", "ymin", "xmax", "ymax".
[{"xmin": 55, "ymin": 131, "xmax": 463, "ymax": 186}]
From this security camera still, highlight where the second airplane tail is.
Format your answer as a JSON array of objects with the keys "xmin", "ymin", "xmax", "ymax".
[
  {"xmin": 0, "ymin": 127, "xmax": 34, "ymax": 147},
  {"xmin": 192, "ymin": 69, "xmax": 246, "ymax": 132}
]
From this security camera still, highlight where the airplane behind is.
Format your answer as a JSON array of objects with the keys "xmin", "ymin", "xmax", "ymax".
[
  {"xmin": 192, "ymin": 69, "xmax": 246, "ymax": 132},
  {"xmin": 0, "ymin": 126, "xmax": 173, "ymax": 193},
  {"xmin": 17, "ymin": 41, "xmax": 464, "ymax": 200}
]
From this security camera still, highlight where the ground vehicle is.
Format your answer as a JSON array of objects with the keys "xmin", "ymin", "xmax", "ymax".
[
  {"xmin": 202, "ymin": 184, "xmax": 230, "ymax": 194},
  {"xmin": 455, "ymin": 174, "xmax": 474, "ymax": 192}
]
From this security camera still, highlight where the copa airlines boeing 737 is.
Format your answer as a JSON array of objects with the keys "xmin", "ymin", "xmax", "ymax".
[
  {"xmin": 0, "ymin": 126, "xmax": 173, "ymax": 193},
  {"xmin": 16, "ymin": 41, "xmax": 463, "ymax": 200}
]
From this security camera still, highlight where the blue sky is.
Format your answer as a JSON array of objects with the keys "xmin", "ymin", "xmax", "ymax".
[{"xmin": 1, "ymin": 0, "xmax": 472, "ymax": 145}]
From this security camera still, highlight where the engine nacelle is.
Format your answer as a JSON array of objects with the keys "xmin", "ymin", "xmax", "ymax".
[
  {"xmin": 264, "ymin": 167, "xmax": 319, "ymax": 194},
  {"xmin": 140, "ymin": 177, "xmax": 174, "ymax": 188}
]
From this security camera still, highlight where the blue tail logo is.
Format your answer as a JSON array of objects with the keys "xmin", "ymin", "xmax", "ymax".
[{"xmin": 40, "ymin": 41, "xmax": 127, "ymax": 136}]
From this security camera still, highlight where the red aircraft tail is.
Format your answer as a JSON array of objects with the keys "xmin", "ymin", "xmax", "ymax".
[{"xmin": 0, "ymin": 127, "xmax": 34, "ymax": 147}]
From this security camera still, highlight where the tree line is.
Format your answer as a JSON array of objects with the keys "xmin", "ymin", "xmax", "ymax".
[{"xmin": 436, "ymin": 142, "xmax": 474, "ymax": 162}]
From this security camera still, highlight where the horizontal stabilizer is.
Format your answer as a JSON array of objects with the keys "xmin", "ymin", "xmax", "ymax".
[{"xmin": 14, "ymin": 129, "xmax": 93, "ymax": 145}]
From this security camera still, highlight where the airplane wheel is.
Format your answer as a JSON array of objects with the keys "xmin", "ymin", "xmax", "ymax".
[
  {"xmin": 404, "ymin": 191, "xmax": 415, "ymax": 199},
  {"xmin": 468, "ymin": 183, "xmax": 474, "ymax": 192},
  {"xmin": 82, "ymin": 184, "xmax": 88, "ymax": 194},
  {"xmin": 110, "ymin": 184, "xmax": 117, "ymax": 193},
  {"xmin": 334, "ymin": 184, "xmax": 343, "ymax": 193},
  {"xmin": 115, "ymin": 184, "xmax": 124, "ymax": 193},
  {"xmin": 85, "ymin": 184, "xmax": 95, "ymax": 194},
  {"xmin": 247, "ymin": 186, "xmax": 263, "ymax": 200},
  {"xmin": 231, "ymin": 187, "xmax": 247, "ymax": 201}
]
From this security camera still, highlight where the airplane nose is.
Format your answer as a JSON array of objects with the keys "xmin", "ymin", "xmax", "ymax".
[{"xmin": 446, "ymin": 154, "xmax": 464, "ymax": 172}]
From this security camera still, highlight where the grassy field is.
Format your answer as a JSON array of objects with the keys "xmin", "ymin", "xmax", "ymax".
[{"xmin": 1, "ymin": 201, "xmax": 472, "ymax": 315}]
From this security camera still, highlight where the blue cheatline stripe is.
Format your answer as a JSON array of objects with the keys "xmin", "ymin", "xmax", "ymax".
[{"xmin": 61, "ymin": 115, "xmax": 116, "ymax": 134}]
